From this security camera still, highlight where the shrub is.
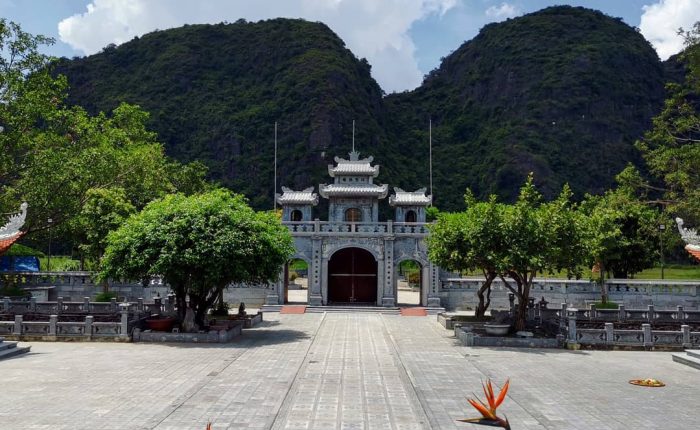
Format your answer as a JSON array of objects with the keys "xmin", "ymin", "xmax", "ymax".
[{"xmin": 94, "ymin": 291, "xmax": 117, "ymax": 302}]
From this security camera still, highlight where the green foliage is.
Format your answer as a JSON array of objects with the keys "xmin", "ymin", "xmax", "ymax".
[
  {"xmin": 635, "ymin": 22, "xmax": 700, "ymax": 223},
  {"xmin": 94, "ymin": 291, "xmax": 117, "ymax": 302},
  {"xmin": 425, "ymin": 206, "xmax": 440, "ymax": 222},
  {"xmin": 77, "ymin": 187, "xmax": 136, "ymax": 264},
  {"xmin": 5, "ymin": 243, "xmax": 44, "ymax": 257},
  {"xmin": 52, "ymin": 7, "xmax": 671, "ymax": 212},
  {"xmin": 100, "ymin": 189, "xmax": 294, "ymax": 329}
]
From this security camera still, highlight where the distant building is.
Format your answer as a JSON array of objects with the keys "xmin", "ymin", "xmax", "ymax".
[{"xmin": 268, "ymin": 151, "xmax": 441, "ymax": 307}]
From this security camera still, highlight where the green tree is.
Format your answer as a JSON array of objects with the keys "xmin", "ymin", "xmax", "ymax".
[
  {"xmin": 77, "ymin": 188, "xmax": 136, "ymax": 270},
  {"xmin": 100, "ymin": 189, "xmax": 294, "ymax": 329},
  {"xmin": 634, "ymin": 22, "xmax": 700, "ymax": 222},
  {"xmin": 428, "ymin": 192, "xmax": 503, "ymax": 316}
]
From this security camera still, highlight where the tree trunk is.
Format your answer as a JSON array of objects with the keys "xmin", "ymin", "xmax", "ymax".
[
  {"xmin": 475, "ymin": 272, "xmax": 496, "ymax": 317},
  {"xmin": 515, "ymin": 283, "xmax": 530, "ymax": 331}
]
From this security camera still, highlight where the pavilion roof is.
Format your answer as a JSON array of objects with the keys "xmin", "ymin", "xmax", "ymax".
[
  {"xmin": 328, "ymin": 151, "xmax": 379, "ymax": 177},
  {"xmin": 389, "ymin": 188, "xmax": 432, "ymax": 206},
  {"xmin": 319, "ymin": 183, "xmax": 388, "ymax": 199},
  {"xmin": 276, "ymin": 187, "xmax": 319, "ymax": 206}
]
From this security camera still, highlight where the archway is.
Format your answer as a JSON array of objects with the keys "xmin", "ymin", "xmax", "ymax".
[
  {"xmin": 405, "ymin": 210, "xmax": 417, "ymax": 223},
  {"xmin": 397, "ymin": 259, "xmax": 422, "ymax": 306},
  {"xmin": 284, "ymin": 258, "xmax": 308, "ymax": 304},
  {"xmin": 291, "ymin": 209, "xmax": 303, "ymax": 222},
  {"xmin": 328, "ymin": 247, "xmax": 377, "ymax": 304}
]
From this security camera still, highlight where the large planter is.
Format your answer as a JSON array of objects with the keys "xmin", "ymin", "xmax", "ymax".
[
  {"xmin": 145, "ymin": 316, "xmax": 176, "ymax": 332},
  {"xmin": 484, "ymin": 323, "xmax": 511, "ymax": 336}
]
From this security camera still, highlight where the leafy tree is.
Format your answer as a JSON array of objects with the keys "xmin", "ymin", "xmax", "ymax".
[
  {"xmin": 100, "ymin": 189, "xmax": 294, "ymax": 329},
  {"xmin": 634, "ymin": 22, "xmax": 700, "ymax": 222},
  {"xmin": 77, "ymin": 188, "xmax": 136, "ymax": 271},
  {"xmin": 495, "ymin": 178, "xmax": 587, "ymax": 330},
  {"xmin": 0, "ymin": 20, "xmax": 211, "ymax": 255},
  {"xmin": 428, "ymin": 193, "xmax": 503, "ymax": 316}
]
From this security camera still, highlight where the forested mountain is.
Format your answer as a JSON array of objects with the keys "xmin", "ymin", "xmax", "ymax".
[{"xmin": 55, "ymin": 6, "xmax": 675, "ymax": 211}]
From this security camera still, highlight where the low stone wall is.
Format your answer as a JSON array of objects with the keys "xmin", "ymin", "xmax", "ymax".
[
  {"xmin": 455, "ymin": 327, "xmax": 562, "ymax": 348},
  {"xmin": 439, "ymin": 277, "xmax": 700, "ymax": 311},
  {"xmin": 0, "ymin": 312, "xmax": 131, "ymax": 342},
  {"xmin": 132, "ymin": 323, "xmax": 242, "ymax": 343}
]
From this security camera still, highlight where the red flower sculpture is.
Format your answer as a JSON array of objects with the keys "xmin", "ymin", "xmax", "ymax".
[{"xmin": 458, "ymin": 379, "xmax": 511, "ymax": 429}]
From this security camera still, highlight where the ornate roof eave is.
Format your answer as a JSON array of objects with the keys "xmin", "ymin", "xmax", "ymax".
[
  {"xmin": 327, "ymin": 151, "xmax": 380, "ymax": 178},
  {"xmin": 319, "ymin": 183, "xmax": 388, "ymax": 199},
  {"xmin": 389, "ymin": 187, "xmax": 432, "ymax": 206},
  {"xmin": 0, "ymin": 202, "xmax": 28, "ymax": 241},
  {"xmin": 677, "ymin": 218, "xmax": 700, "ymax": 262},
  {"xmin": 275, "ymin": 187, "xmax": 319, "ymax": 206}
]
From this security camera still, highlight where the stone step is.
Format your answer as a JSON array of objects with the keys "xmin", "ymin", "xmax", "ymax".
[
  {"xmin": 262, "ymin": 304, "xmax": 445, "ymax": 315},
  {"xmin": 686, "ymin": 349, "xmax": 700, "ymax": 360},
  {"xmin": 0, "ymin": 342, "xmax": 31, "ymax": 361},
  {"xmin": 672, "ymin": 352, "xmax": 700, "ymax": 370}
]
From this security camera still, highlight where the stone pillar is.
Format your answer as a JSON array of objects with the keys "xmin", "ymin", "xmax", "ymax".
[
  {"xmin": 642, "ymin": 323, "xmax": 652, "ymax": 349},
  {"xmin": 30, "ymin": 297, "xmax": 36, "ymax": 312},
  {"xmin": 57, "ymin": 297, "xmax": 63, "ymax": 315},
  {"xmin": 119, "ymin": 304, "xmax": 129, "ymax": 339},
  {"xmin": 320, "ymin": 256, "xmax": 329, "ymax": 306},
  {"xmin": 2, "ymin": 296, "xmax": 9, "ymax": 312},
  {"xmin": 110, "ymin": 297, "xmax": 118, "ymax": 312},
  {"xmin": 682, "ymin": 325, "xmax": 691, "ymax": 348},
  {"xmin": 376, "ymin": 257, "xmax": 386, "ymax": 306},
  {"xmin": 647, "ymin": 304, "xmax": 655, "ymax": 323},
  {"xmin": 138, "ymin": 297, "xmax": 145, "ymax": 313},
  {"xmin": 677, "ymin": 305, "xmax": 685, "ymax": 321},
  {"xmin": 13, "ymin": 315, "xmax": 22, "ymax": 336},
  {"xmin": 559, "ymin": 303, "xmax": 567, "ymax": 332},
  {"xmin": 588, "ymin": 303, "xmax": 596, "ymax": 321},
  {"xmin": 85, "ymin": 315, "xmax": 94, "ymax": 339},
  {"xmin": 426, "ymin": 262, "xmax": 441, "ymax": 307},
  {"xmin": 604, "ymin": 322, "xmax": 614, "ymax": 345},
  {"xmin": 49, "ymin": 315, "xmax": 58, "ymax": 336},
  {"xmin": 567, "ymin": 311, "xmax": 578, "ymax": 348},
  {"xmin": 308, "ymin": 238, "xmax": 323, "ymax": 306},
  {"xmin": 83, "ymin": 297, "xmax": 91, "ymax": 313},
  {"xmin": 618, "ymin": 304, "xmax": 626, "ymax": 321},
  {"xmin": 381, "ymin": 236, "xmax": 396, "ymax": 307}
]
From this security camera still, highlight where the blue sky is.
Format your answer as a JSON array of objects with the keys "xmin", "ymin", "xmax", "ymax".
[{"xmin": 1, "ymin": 0, "xmax": 697, "ymax": 92}]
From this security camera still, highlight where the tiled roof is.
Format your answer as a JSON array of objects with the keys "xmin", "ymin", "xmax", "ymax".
[
  {"xmin": 686, "ymin": 245, "xmax": 700, "ymax": 263},
  {"xmin": 276, "ymin": 187, "xmax": 319, "ymax": 205},
  {"xmin": 328, "ymin": 151, "xmax": 380, "ymax": 177},
  {"xmin": 389, "ymin": 188, "xmax": 432, "ymax": 206},
  {"xmin": 319, "ymin": 183, "xmax": 388, "ymax": 198},
  {"xmin": 0, "ymin": 231, "xmax": 22, "ymax": 256}
]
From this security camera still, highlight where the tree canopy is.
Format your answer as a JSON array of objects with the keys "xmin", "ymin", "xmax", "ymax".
[{"xmin": 100, "ymin": 189, "xmax": 294, "ymax": 329}]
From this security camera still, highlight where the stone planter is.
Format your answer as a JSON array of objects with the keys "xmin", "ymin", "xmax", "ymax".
[
  {"xmin": 145, "ymin": 316, "xmax": 176, "ymax": 332},
  {"xmin": 484, "ymin": 323, "xmax": 510, "ymax": 336}
]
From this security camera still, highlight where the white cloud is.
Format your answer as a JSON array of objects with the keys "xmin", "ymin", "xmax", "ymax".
[
  {"xmin": 639, "ymin": 0, "xmax": 700, "ymax": 60},
  {"xmin": 485, "ymin": 2, "xmax": 520, "ymax": 21},
  {"xmin": 57, "ymin": 0, "xmax": 457, "ymax": 92}
]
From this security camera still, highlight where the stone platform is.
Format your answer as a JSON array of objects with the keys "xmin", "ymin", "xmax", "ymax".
[
  {"xmin": 0, "ymin": 336, "xmax": 30, "ymax": 360},
  {"xmin": 1, "ymin": 314, "xmax": 699, "ymax": 429}
]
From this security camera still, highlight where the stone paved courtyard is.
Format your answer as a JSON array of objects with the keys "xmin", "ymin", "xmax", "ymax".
[{"xmin": 1, "ymin": 313, "xmax": 699, "ymax": 429}]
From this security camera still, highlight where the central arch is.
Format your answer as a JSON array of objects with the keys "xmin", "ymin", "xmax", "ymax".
[{"xmin": 328, "ymin": 247, "xmax": 377, "ymax": 304}]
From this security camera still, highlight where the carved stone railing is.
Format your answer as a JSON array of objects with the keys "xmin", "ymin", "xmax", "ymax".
[{"xmin": 283, "ymin": 221, "xmax": 430, "ymax": 236}]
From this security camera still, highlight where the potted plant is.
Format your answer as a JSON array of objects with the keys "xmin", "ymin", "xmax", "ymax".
[{"xmin": 145, "ymin": 314, "xmax": 176, "ymax": 331}]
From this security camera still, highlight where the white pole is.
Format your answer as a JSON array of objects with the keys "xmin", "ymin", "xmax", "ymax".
[
  {"xmin": 352, "ymin": 119, "xmax": 355, "ymax": 152},
  {"xmin": 274, "ymin": 121, "xmax": 277, "ymax": 211},
  {"xmin": 429, "ymin": 118, "xmax": 433, "ymax": 202}
]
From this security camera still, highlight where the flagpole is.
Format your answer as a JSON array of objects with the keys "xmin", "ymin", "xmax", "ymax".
[
  {"xmin": 429, "ymin": 118, "xmax": 433, "ymax": 203},
  {"xmin": 274, "ymin": 121, "xmax": 277, "ymax": 211},
  {"xmin": 352, "ymin": 119, "xmax": 355, "ymax": 152}
]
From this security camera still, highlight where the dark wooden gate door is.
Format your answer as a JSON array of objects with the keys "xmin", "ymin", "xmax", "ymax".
[{"xmin": 328, "ymin": 248, "xmax": 377, "ymax": 303}]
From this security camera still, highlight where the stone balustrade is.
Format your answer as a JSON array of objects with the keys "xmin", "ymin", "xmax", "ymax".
[
  {"xmin": 0, "ymin": 307, "xmax": 131, "ymax": 341},
  {"xmin": 284, "ymin": 221, "xmax": 430, "ymax": 236}
]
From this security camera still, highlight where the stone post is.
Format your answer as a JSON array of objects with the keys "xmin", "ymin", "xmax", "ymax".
[
  {"xmin": 642, "ymin": 323, "xmax": 652, "ymax": 349},
  {"xmin": 559, "ymin": 303, "xmax": 567, "ymax": 332},
  {"xmin": 29, "ymin": 297, "xmax": 36, "ymax": 312},
  {"xmin": 49, "ymin": 315, "xmax": 58, "ymax": 336},
  {"xmin": 2, "ymin": 296, "xmax": 9, "ymax": 312},
  {"xmin": 677, "ymin": 305, "xmax": 685, "ymax": 321},
  {"xmin": 110, "ymin": 297, "xmax": 117, "ymax": 312},
  {"xmin": 85, "ymin": 315, "xmax": 94, "ymax": 339},
  {"xmin": 119, "ymin": 303, "xmax": 130, "ymax": 339},
  {"xmin": 681, "ymin": 325, "xmax": 691, "ymax": 348},
  {"xmin": 13, "ymin": 314, "xmax": 22, "ymax": 336},
  {"xmin": 647, "ymin": 304, "xmax": 655, "ymax": 323},
  {"xmin": 618, "ymin": 304, "xmax": 626, "ymax": 322},
  {"xmin": 138, "ymin": 297, "xmax": 145, "ymax": 313},
  {"xmin": 567, "ymin": 311, "xmax": 578, "ymax": 348},
  {"xmin": 83, "ymin": 297, "xmax": 91, "ymax": 313},
  {"xmin": 604, "ymin": 322, "xmax": 614, "ymax": 345},
  {"xmin": 166, "ymin": 293, "xmax": 175, "ymax": 314},
  {"xmin": 57, "ymin": 297, "xmax": 63, "ymax": 315},
  {"xmin": 588, "ymin": 303, "xmax": 596, "ymax": 321}
]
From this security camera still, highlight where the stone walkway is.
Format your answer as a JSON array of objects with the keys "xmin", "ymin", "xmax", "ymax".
[{"xmin": 1, "ymin": 313, "xmax": 699, "ymax": 429}]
